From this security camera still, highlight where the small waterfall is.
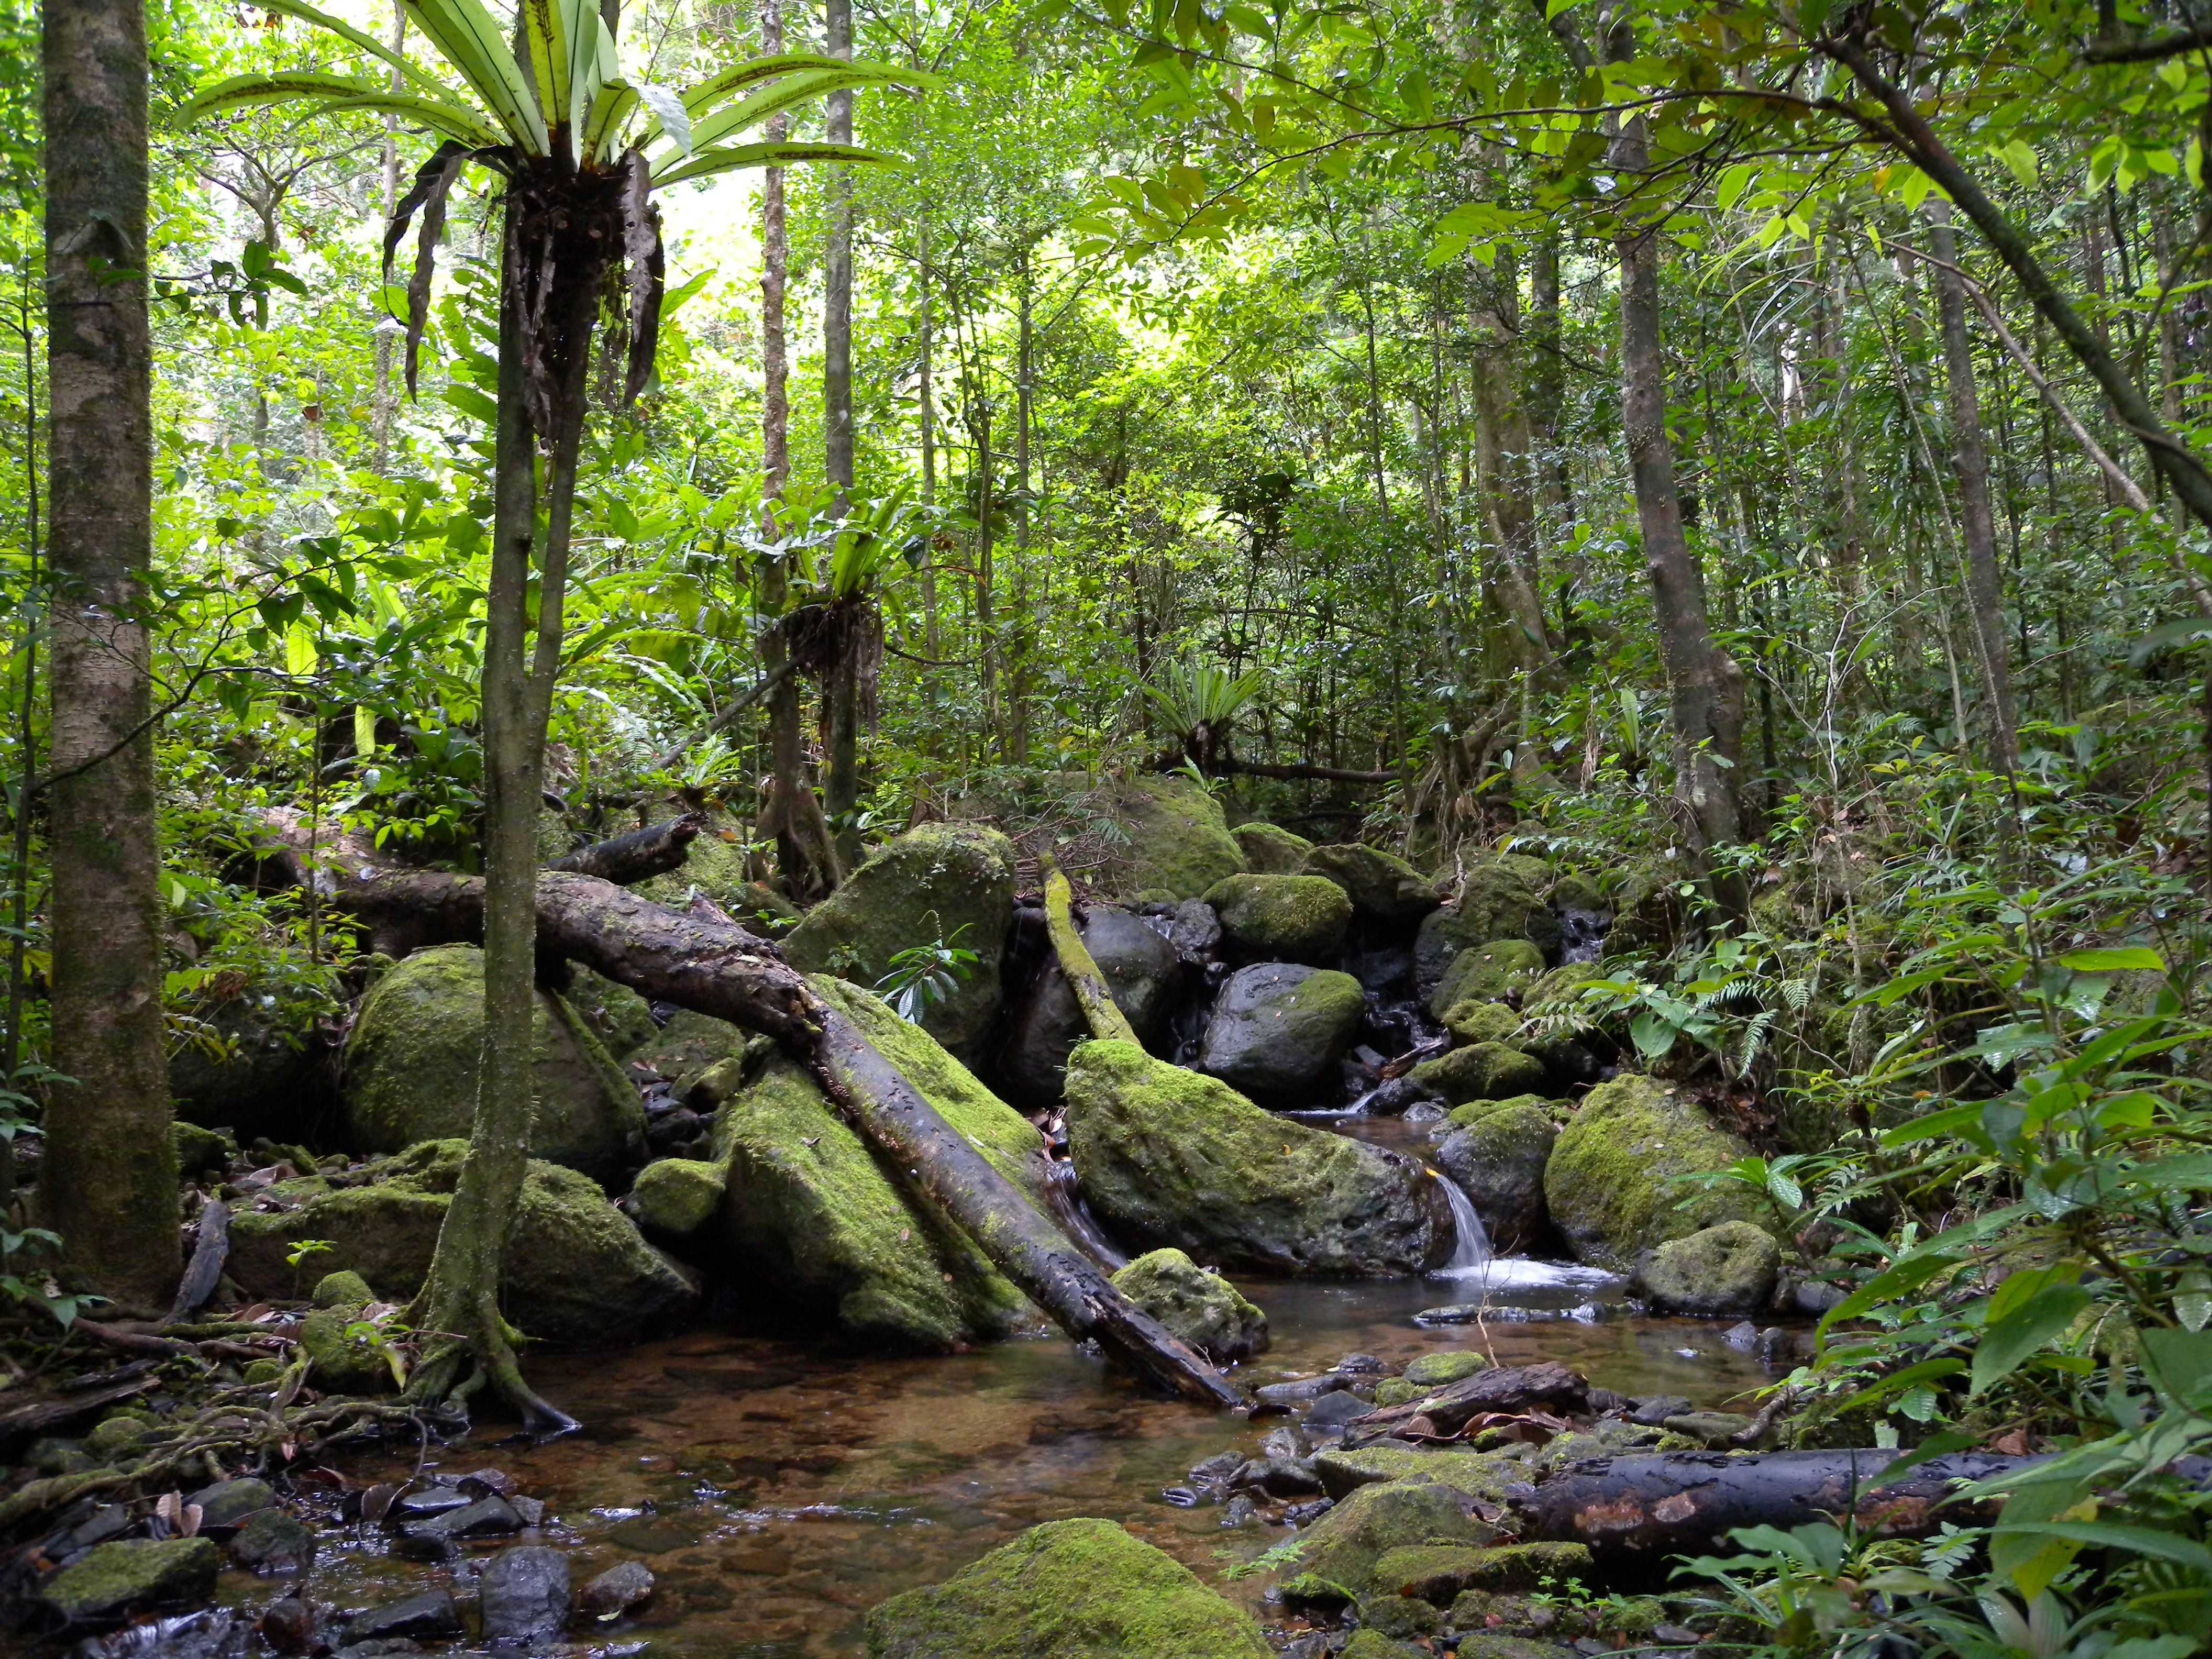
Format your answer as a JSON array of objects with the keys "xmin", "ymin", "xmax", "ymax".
[
  {"xmin": 1429, "ymin": 1170, "xmax": 1492, "ymax": 1273},
  {"xmin": 1043, "ymin": 1159, "xmax": 1128, "ymax": 1270}
]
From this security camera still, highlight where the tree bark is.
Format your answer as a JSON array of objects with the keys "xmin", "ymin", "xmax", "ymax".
[
  {"xmin": 821, "ymin": 0, "xmax": 862, "ymax": 869},
  {"xmin": 1041, "ymin": 863, "xmax": 1138, "ymax": 1044},
  {"xmin": 546, "ymin": 814, "xmax": 703, "ymax": 883},
  {"xmin": 39, "ymin": 0, "xmax": 178, "ymax": 1309},
  {"xmin": 1925, "ymin": 202, "xmax": 2018, "ymax": 775}
]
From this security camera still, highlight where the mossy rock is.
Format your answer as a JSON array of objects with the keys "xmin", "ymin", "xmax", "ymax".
[
  {"xmin": 1340, "ymin": 1634, "xmax": 1427, "ymax": 1659},
  {"xmin": 626, "ymin": 1156, "xmax": 726, "ymax": 1246},
  {"xmin": 1308, "ymin": 1446, "xmax": 1521, "ymax": 1505},
  {"xmin": 1414, "ymin": 858, "xmax": 1558, "ymax": 997},
  {"xmin": 1428, "ymin": 941, "xmax": 1547, "ymax": 1017},
  {"xmin": 1373, "ymin": 1377, "xmax": 1425, "ymax": 1408},
  {"xmin": 1110, "ymin": 1248, "xmax": 1268, "ymax": 1363},
  {"xmin": 1544, "ymin": 1074, "xmax": 1766, "ymax": 1271},
  {"xmin": 1276, "ymin": 1478, "xmax": 1501, "ymax": 1598},
  {"xmin": 311, "ymin": 1269, "xmax": 373, "ymax": 1308},
  {"xmin": 1064, "ymin": 1039, "xmax": 1439, "ymax": 1276},
  {"xmin": 1634, "ymin": 1220, "xmax": 1782, "ymax": 1317},
  {"xmin": 625, "ymin": 1009, "xmax": 751, "ymax": 1084},
  {"xmin": 864, "ymin": 1517, "xmax": 1269, "ymax": 1658},
  {"xmin": 1409, "ymin": 1042, "xmax": 1545, "ymax": 1105},
  {"xmin": 999, "ymin": 906, "xmax": 1184, "ymax": 1109},
  {"xmin": 39, "ymin": 1538, "xmax": 223, "ymax": 1624},
  {"xmin": 565, "ymin": 966, "xmax": 658, "ymax": 1059},
  {"xmin": 1549, "ymin": 871, "xmax": 1606, "ymax": 914},
  {"xmin": 1403, "ymin": 1350, "xmax": 1487, "ymax": 1387},
  {"xmin": 172, "ymin": 1121, "xmax": 233, "ymax": 1177},
  {"xmin": 1202, "ymin": 873, "xmax": 1353, "ymax": 965},
  {"xmin": 1374, "ymin": 1542, "xmax": 1590, "ymax": 1602},
  {"xmin": 1441, "ymin": 999, "xmax": 1522, "ymax": 1046},
  {"xmin": 782, "ymin": 823, "xmax": 1018, "ymax": 1061},
  {"xmin": 301, "ymin": 1303, "xmax": 400, "ymax": 1394},
  {"xmin": 228, "ymin": 1140, "xmax": 699, "ymax": 1344},
  {"xmin": 1300, "ymin": 844, "xmax": 1439, "ymax": 922},
  {"xmin": 1443, "ymin": 1092, "xmax": 1550, "ymax": 1131},
  {"xmin": 701, "ymin": 977, "xmax": 1045, "ymax": 1350},
  {"xmin": 340, "ymin": 944, "xmax": 646, "ymax": 1181},
  {"xmin": 1433, "ymin": 1101, "xmax": 1556, "ymax": 1254},
  {"xmin": 1197, "ymin": 964, "xmax": 1366, "ymax": 1107},
  {"xmin": 1601, "ymin": 857, "xmax": 1688, "ymax": 957},
  {"xmin": 1232, "ymin": 821, "xmax": 1314, "ymax": 874},
  {"xmin": 1085, "ymin": 773, "xmax": 1248, "ymax": 901}
]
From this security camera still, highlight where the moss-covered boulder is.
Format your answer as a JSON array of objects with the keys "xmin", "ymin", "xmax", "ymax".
[
  {"xmin": 1202, "ymin": 873, "xmax": 1353, "ymax": 965},
  {"xmin": 1408, "ymin": 1042, "xmax": 1546, "ymax": 1105},
  {"xmin": 1301, "ymin": 844, "xmax": 1439, "ymax": 923},
  {"xmin": 865, "ymin": 1517, "xmax": 1268, "ymax": 1658},
  {"xmin": 632, "ymin": 811, "xmax": 775, "ymax": 918},
  {"xmin": 1232, "ymin": 821, "xmax": 1314, "ymax": 873},
  {"xmin": 39, "ymin": 1538, "xmax": 223, "ymax": 1624},
  {"xmin": 1064, "ymin": 1039, "xmax": 1440, "ymax": 1275},
  {"xmin": 1198, "ymin": 964, "xmax": 1365, "ymax": 1106},
  {"xmin": 626, "ymin": 1156, "xmax": 726, "ymax": 1246},
  {"xmin": 1414, "ymin": 857, "xmax": 1558, "ymax": 998},
  {"xmin": 1441, "ymin": 999, "xmax": 1522, "ymax": 1046},
  {"xmin": 1277, "ymin": 1477, "xmax": 1502, "ymax": 1600},
  {"xmin": 783, "ymin": 824, "xmax": 1018, "ymax": 1061},
  {"xmin": 625, "ymin": 1009, "xmax": 751, "ymax": 1089},
  {"xmin": 1402, "ymin": 1350, "xmax": 1487, "ymax": 1387},
  {"xmin": 228, "ymin": 1141, "xmax": 699, "ymax": 1344},
  {"xmin": 1373, "ymin": 1541, "xmax": 1591, "ymax": 1602},
  {"xmin": 1634, "ymin": 1220, "xmax": 1782, "ymax": 1316},
  {"xmin": 1433, "ymin": 1100, "xmax": 1556, "ymax": 1253},
  {"xmin": 1086, "ymin": 773, "xmax": 1248, "ymax": 901},
  {"xmin": 698, "ymin": 977, "xmax": 1045, "ymax": 1350},
  {"xmin": 1311, "ymin": 1446, "xmax": 1520, "ymax": 1503},
  {"xmin": 1544, "ymin": 1074, "xmax": 1766, "ymax": 1271},
  {"xmin": 340, "ymin": 944, "xmax": 645, "ymax": 1181},
  {"xmin": 1000, "ymin": 906, "xmax": 1184, "ymax": 1108},
  {"xmin": 301, "ymin": 1302, "xmax": 402, "ymax": 1394},
  {"xmin": 1601, "ymin": 857, "xmax": 1688, "ymax": 957},
  {"xmin": 1110, "ymin": 1248, "xmax": 1268, "ymax": 1363},
  {"xmin": 1428, "ymin": 940, "xmax": 1547, "ymax": 1017},
  {"xmin": 564, "ymin": 966, "xmax": 658, "ymax": 1059}
]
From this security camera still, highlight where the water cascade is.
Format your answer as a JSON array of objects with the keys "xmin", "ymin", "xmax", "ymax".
[
  {"xmin": 1430, "ymin": 1170, "xmax": 1492, "ymax": 1272},
  {"xmin": 1042, "ymin": 1157, "xmax": 1129, "ymax": 1270}
]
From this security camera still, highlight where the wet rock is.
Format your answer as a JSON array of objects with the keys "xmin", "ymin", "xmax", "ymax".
[
  {"xmin": 1544, "ymin": 1075, "xmax": 1768, "ymax": 1272},
  {"xmin": 626, "ymin": 1155, "xmax": 725, "ymax": 1248},
  {"xmin": 1414, "ymin": 858, "xmax": 1560, "ymax": 998},
  {"xmin": 1232, "ymin": 821, "xmax": 1315, "ymax": 874},
  {"xmin": 479, "ymin": 1544, "xmax": 571, "ymax": 1643},
  {"xmin": 1065, "ymin": 1039, "xmax": 1442, "ymax": 1276},
  {"xmin": 1203, "ymin": 874, "xmax": 1352, "ymax": 966},
  {"xmin": 1300, "ymin": 845, "xmax": 1439, "ymax": 923},
  {"xmin": 1403, "ymin": 1100, "xmax": 1447, "ymax": 1125},
  {"xmin": 1360, "ymin": 1077, "xmax": 1440, "ymax": 1116},
  {"xmin": 1403, "ymin": 1350, "xmax": 1487, "ymax": 1387},
  {"xmin": 863, "ymin": 1516, "xmax": 1270, "ymax": 1657},
  {"xmin": 1376, "ymin": 1541, "xmax": 1592, "ymax": 1602},
  {"xmin": 1220, "ymin": 1495, "xmax": 1258, "ymax": 1528},
  {"xmin": 184, "ymin": 1476, "xmax": 275, "ymax": 1531},
  {"xmin": 228, "ymin": 1508, "xmax": 315, "ymax": 1573},
  {"xmin": 1309, "ymin": 1446, "xmax": 1518, "ymax": 1503},
  {"xmin": 1409, "ymin": 1041, "xmax": 1545, "ymax": 1105},
  {"xmin": 1082, "ymin": 773, "xmax": 1249, "ymax": 903},
  {"xmin": 1625, "ymin": 1394, "xmax": 1694, "ymax": 1426},
  {"xmin": 1164, "ymin": 898, "xmax": 1223, "ymax": 959},
  {"xmin": 511, "ymin": 1496, "xmax": 547, "ymax": 1527},
  {"xmin": 1275, "ymin": 1478, "xmax": 1501, "ymax": 1598},
  {"xmin": 1633, "ymin": 1221, "xmax": 1782, "ymax": 1317},
  {"xmin": 1283, "ymin": 1497, "xmax": 1334, "ymax": 1527},
  {"xmin": 1255, "ymin": 1373, "xmax": 1353, "ymax": 1405},
  {"xmin": 1261, "ymin": 1426, "xmax": 1306, "ymax": 1460},
  {"xmin": 39, "ymin": 1538, "xmax": 223, "ymax": 1624},
  {"xmin": 1233, "ymin": 1457, "xmax": 1322, "ymax": 1497},
  {"xmin": 312, "ymin": 1269, "xmax": 374, "ymax": 1308},
  {"xmin": 1428, "ymin": 942, "xmax": 1547, "ymax": 1018},
  {"xmin": 1197, "ymin": 964, "xmax": 1366, "ymax": 1107},
  {"xmin": 1791, "ymin": 1277, "xmax": 1848, "ymax": 1315},
  {"xmin": 1431, "ymin": 1099, "xmax": 1556, "ymax": 1254},
  {"xmin": 1722, "ymin": 1319, "xmax": 1760, "ymax": 1349},
  {"xmin": 456, "ymin": 1468, "xmax": 518, "ymax": 1497},
  {"xmin": 258, "ymin": 1595, "xmax": 317, "ymax": 1654},
  {"xmin": 397, "ymin": 1495, "xmax": 522, "ymax": 1546},
  {"xmin": 782, "ymin": 823, "xmax": 1018, "ymax": 1061},
  {"xmin": 52, "ymin": 1504, "xmax": 133, "ymax": 1558},
  {"xmin": 340, "ymin": 943, "xmax": 645, "ymax": 1180},
  {"xmin": 578, "ymin": 1558, "xmax": 656, "ymax": 1618},
  {"xmin": 1110, "ymin": 1248, "xmax": 1269, "ymax": 1363},
  {"xmin": 563, "ymin": 965, "xmax": 659, "ymax": 1058},
  {"xmin": 1301, "ymin": 1389, "xmax": 1372, "ymax": 1432},
  {"xmin": 1336, "ymin": 1352, "xmax": 1387, "ymax": 1374},
  {"xmin": 337, "ymin": 1640, "xmax": 428, "ymax": 1659},
  {"xmin": 231, "ymin": 1141, "xmax": 699, "ymax": 1346},
  {"xmin": 1663, "ymin": 1410, "xmax": 1755, "ymax": 1447},
  {"xmin": 346, "ymin": 1589, "xmax": 462, "ymax": 1643},
  {"xmin": 1188, "ymin": 1451, "xmax": 1246, "ymax": 1486},
  {"xmin": 1000, "ymin": 906, "xmax": 1183, "ymax": 1107},
  {"xmin": 391, "ymin": 1488, "xmax": 472, "ymax": 1518},
  {"xmin": 1441, "ymin": 998, "xmax": 1522, "ymax": 1046},
  {"xmin": 1373, "ymin": 1377, "xmax": 1425, "ymax": 1407}
]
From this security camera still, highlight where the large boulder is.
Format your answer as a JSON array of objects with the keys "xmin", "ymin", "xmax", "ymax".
[
  {"xmin": 340, "ymin": 944, "xmax": 646, "ymax": 1181},
  {"xmin": 1407, "ymin": 1042, "xmax": 1545, "ymax": 1106},
  {"xmin": 1432, "ymin": 1099, "xmax": 1556, "ymax": 1254},
  {"xmin": 1232, "ymin": 821, "xmax": 1314, "ymax": 874},
  {"xmin": 1427, "ymin": 941, "xmax": 1546, "ymax": 1017},
  {"xmin": 1085, "ymin": 773, "xmax": 1247, "ymax": 901},
  {"xmin": 865, "ymin": 1518, "xmax": 1269, "ymax": 1658},
  {"xmin": 1202, "ymin": 873, "xmax": 1352, "ymax": 965},
  {"xmin": 1199, "ymin": 964, "xmax": 1365, "ymax": 1106},
  {"xmin": 782, "ymin": 823, "xmax": 1018, "ymax": 1061},
  {"xmin": 1414, "ymin": 857, "xmax": 1558, "ymax": 998},
  {"xmin": 1064, "ymin": 1039, "xmax": 1442, "ymax": 1276},
  {"xmin": 169, "ymin": 991, "xmax": 334, "ymax": 1140},
  {"xmin": 39, "ymin": 1538, "xmax": 223, "ymax": 1624},
  {"xmin": 702, "ymin": 978, "xmax": 1045, "ymax": 1350},
  {"xmin": 227, "ymin": 1141, "xmax": 698, "ymax": 1344},
  {"xmin": 1302, "ymin": 845, "xmax": 1439, "ymax": 923},
  {"xmin": 1544, "ymin": 1074, "xmax": 1767, "ymax": 1271},
  {"xmin": 1634, "ymin": 1220, "xmax": 1780, "ymax": 1316},
  {"xmin": 1277, "ymin": 1475, "xmax": 1507, "ymax": 1600},
  {"xmin": 1110, "ymin": 1248, "xmax": 1268, "ymax": 1363},
  {"xmin": 999, "ymin": 907, "xmax": 1182, "ymax": 1107}
]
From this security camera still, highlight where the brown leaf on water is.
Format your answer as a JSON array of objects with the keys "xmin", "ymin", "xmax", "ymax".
[{"xmin": 360, "ymin": 1482, "xmax": 402, "ymax": 1523}]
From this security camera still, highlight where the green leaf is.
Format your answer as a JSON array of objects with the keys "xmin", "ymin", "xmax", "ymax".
[
  {"xmin": 245, "ymin": 0, "xmax": 459, "ymax": 104},
  {"xmin": 1972, "ymin": 1285, "xmax": 2089, "ymax": 1395},
  {"xmin": 2054, "ymin": 947, "xmax": 2165, "ymax": 972},
  {"xmin": 403, "ymin": 0, "xmax": 548, "ymax": 152},
  {"xmin": 2140, "ymin": 1328, "xmax": 2212, "ymax": 1408},
  {"xmin": 1715, "ymin": 162, "xmax": 1753, "ymax": 209},
  {"xmin": 1997, "ymin": 1522, "xmax": 2212, "ymax": 1577},
  {"xmin": 653, "ymin": 140, "xmax": 898, "ymax": 189}
]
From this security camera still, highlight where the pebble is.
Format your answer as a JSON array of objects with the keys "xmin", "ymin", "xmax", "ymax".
[
  {"xmin": 396, "ymin": 1495, "xmax": 523, "ymax": 1547},
  {"xmin": 578, "ymin": 1558, "xmax": 655, "ymax": 1618},
  {"xmin": 1159, "ymin": 1487, "xmax": 1200, "ymax": 1508},
  {"xmin": 1333, "ymin": 1352, "xmax": 1387, "ymax": 1374},
  {"xmin": 456, "ymin": 1467, "xmax": 518, "ymax": 1497},
  {"xmin": 259, "ymin": 1596, "xmax": 318, "ymax": 1655},
  {"xmin": 1281, "ymin": 1497, "xmax": 1333, "ymax": 1527},
  {"xmin": 1626, "ymin": 1394, "xmax": 1694, "ymax": 1426},
  {"xmin": 1259, "ymin": 1426, "xmax": 1304, "ymax": 1461},
  {"xmin": 1721, "ymin": 1320, "xmax": 1760, "ymax": 1350},
  {"xmin": 1219, "ymin": 1495, "xmax": 1256, "ymax": 1528},
  {"xmin": 345, "ymin": 1588, "xmax": 462, "ymax": 1643},
  {"xmin": 479, "ymin": 1543, "xmax": 572, "ymax": 1643}
]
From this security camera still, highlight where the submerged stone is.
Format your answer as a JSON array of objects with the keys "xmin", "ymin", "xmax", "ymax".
[
  {"xmin": 1110, "ymin": 1248, "xmax": 1269, "ymax": 1362},
  {"xmin": 864, "ymin": 1516, "xmax": 1269, "ymax": 1658}
]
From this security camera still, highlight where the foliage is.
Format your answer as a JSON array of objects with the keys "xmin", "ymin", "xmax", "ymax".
[{"xmin": 875, "ymin": 918, "xmax": 979, "ymax": 1023}]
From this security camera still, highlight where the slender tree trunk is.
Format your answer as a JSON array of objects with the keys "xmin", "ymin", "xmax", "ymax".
[
  {"xmin": 1925, "ymin": 203, "xmax": 2018, "ymax": 775},
  {"xmin": 1006, "ymin": 250, "xmax": 1034, "ymax": 767},
  {"xmin": 1469, "ymin": 294, "xmax": 1554, "ymax": 674},
  {"xmin": 917, "ymin": 203, "xmax": 939, "ymax": 664},
  {"xmin": 1529, "ymin": 232, "xmax": 1573, "ymax": 516},
  {"xmin": 818, "ymin": 0, "xmax": 864, "ymax": 869},
  {"xmin": 38, "ymin": 0, "xmax": 176, "ymax": 1308},
  {"xmin": 370, "ymin": 3, "xmax": 405, "ymax": 473},
  {"xmin": 974, "ymin": 375, "xmax": 996, "ymax": 741},
  {"xmin": 2, "ymin": 281, "xmax": 40, "ymax": 1217}
]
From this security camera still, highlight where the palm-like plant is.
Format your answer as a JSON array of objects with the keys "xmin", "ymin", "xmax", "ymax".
[
  {"xmin": 179, "ymin": 0, "xmax": 923, "ymax": 1429},
  {"xmin": 1142, "ymin": 658, "xmax": 1266, "ymax": 775}
]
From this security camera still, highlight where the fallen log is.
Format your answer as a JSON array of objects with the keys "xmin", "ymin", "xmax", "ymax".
[
  {"xmin": 1040, "ymin": 860, "xmax": 1138, "ymax": 1044},
  {"xmin": 1348, "ymin": 1361, "xmax": 1592, "ymax": 1440},
  {"xmin": 546, "ymin": 813, "xmax": 703, "ymax": 883},
  {"xmin": 280, "ymin": 843, "xmax": 1244, "ymax": 1408},
  {"xmin": 161, "ymin": 1197, "xmax": 229, "ymax": 1328}
]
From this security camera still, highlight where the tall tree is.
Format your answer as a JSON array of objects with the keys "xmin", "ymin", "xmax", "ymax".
[
  {"xmin": 39, "ymin": 0, "xmax": 178, "ymax": 1307},
  {"xmin": 823, "ymin": 0, "xmax": 864, "ymax": 867}
]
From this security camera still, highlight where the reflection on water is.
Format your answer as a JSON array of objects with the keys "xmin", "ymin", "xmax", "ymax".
[{"xmin": 268, "ymin": 1269, "xmax": 1780, "ymax": 1656}]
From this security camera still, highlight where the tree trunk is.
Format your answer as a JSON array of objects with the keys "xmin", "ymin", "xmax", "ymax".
[
  {"xmin": 1925, "ymin": 203, "xmax": 2018, "ymax": 776},
  {"xmin": 370, "ymin": 3, "xmax": 405, "ymax": 473},
  {"xmin": 38, "ymin": 0, "xmax": 178, "ymax": 1310},
  {"xmin": 819, "ymin": 0, "xmax": 863, "ymax": 870},
  {"xmin": 1041, "ymin": 864, "xmax": 1138, "ymax": 1044},
  {"xmin": 1469, "ymin": 297, "xmax": 1555, "ymax": 675},
  {"xmin": 1528, "ymin": 233, "xmax": 1573, "ymax": 517},
  {"xmin": 917, "ymin": 201, "xmax": 939, "ymax": 666}
]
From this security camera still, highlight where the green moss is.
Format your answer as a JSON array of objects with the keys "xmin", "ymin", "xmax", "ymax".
[
  {"xmin": 1549, "ymin": 872, "xmax": 1605, "ymax": 913},
  {"xmin": 1385, "ymin": 1541, "xmax": 1590, "ymax": 1596},
  {"xmin": 1278, "ymin": 1479, "xmax": 1500, "ymax": 1597},
  {"xmin": 171, "ymin": 1122, "xmax": 231, "ymax": 1177},
  {"xmin": 1198, "ymin": 965, "xmax": 1367, "ymax": 1105},
  {"xmin": 783, "ymin": 823, "xmax": 1017, "ymax": 1060},
  {"xmin": 1372, "ymin": 1377, "xmax": 1425, "ymax": 1408},
  {"xmin": 627, "ymin": 1157, "xmax": 726, "ymax": 1244},
  {"xmin": 1429, "ymin": 941, "xmax": 1547, "ymax": 1017},
  {"xmin": 1310, "ymin": 1446, "xmax": 1518, "ymax": 1503},
  {"xmin": 1544, "ymin": 1074, "xmax": 1767, "ymax": 1271},
  {"xmin": 1453, "ymin": 1638, "xmax": 1577, "ymax": 1659},
  {"xmin": 626, "ymin": 1008, "xmax": 751, "ymax": 1079},
  {"xmin": 1087, "ymin": 773, "xmax": 1248, "ymax": 901},
  {"xmin": 1340, "ymin": 1634, "xmax": 1426, "ymax": 1659},
  {"xmin": 1415, "ymin": 858, "xmax": 1558, "ymax": 993},
  {"xmin": 1636, "ymin": 1220, "xmax": 1782, "ymax": 1315},
  {"xmin": 565, "ymin": 966, "xmax": 658, "ymax": 1058},
  {"xmin": 1300, "ymin": 844, "xmax": 1437, "ymax": 921},
  {"xmin": 1444, "ymin": 1092, "xmax": 1549, "ymax": 1130},
  {"xmin": 1063, "ymin": 1039, "xmax": 1434, "ymax": 1276},
  {"xmin": 1441, "ymin": 999, "xmax": 1522, "ymax": 1045},
  {"xmin": 340, "ymin": 944, "xmax": 645, "ymax": 1179},
  {"xmin": 1202, "ymin": 873, "xmax": 1353, "ymax": 964},
  {"xmin": 634, "ymin": 810, "xmax": 766, "ymax": 914},
  {"xmin": 1231, "ymin": 821, "xmax": 1314, "ymax": 873},
  {"xmin": 864, "ymin": 1517, "xmax": 1269, "ymax": 1658},
  {"xmin": 1110, "ymin": 1248, "xmax": 1268, "ymax": 1362},
  {"xmin": 39, "ymin": 1538, "xmax": 222, "ymax": 1622},
  {"xmin": 1403, "ymin": 1350, "xmax": 1487, "ymax": 1387},
  {"xmin": 1408, "ymin": 1042, "xmax": 1546, "ymax": 1105},
  {"xmin": 311, "ymin": 1269, "xmax": 373, "ymax": 1308},
  {"xmin": 301, "ymin": 1303, "xmax": 399, "ymax": 1394}
]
